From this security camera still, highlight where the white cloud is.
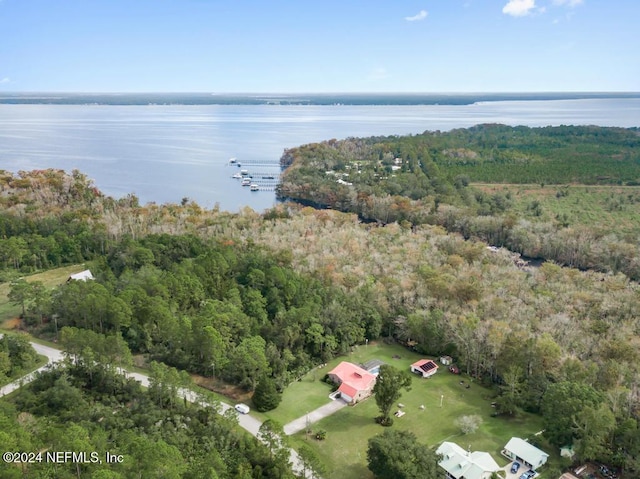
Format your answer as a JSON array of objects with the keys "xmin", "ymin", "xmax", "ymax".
[
  {"xmin": 502, "ymin": 0, "xmax": 536, "ymax": 17},
  {"xmin": 0, "ymin": 77, "xmax": 10, "ymax": 84},
  {"xmin": 553, "ymin": 0, "xmax": 584, "ymax": 6},
  {"xmin": 405, "ymin": 10, "xmax": 428, "ymax": 22}
]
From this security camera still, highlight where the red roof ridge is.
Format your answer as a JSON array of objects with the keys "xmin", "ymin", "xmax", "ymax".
[{"xmin": 329, "ymin": 361, "xmax": 376, "ymax": 391}]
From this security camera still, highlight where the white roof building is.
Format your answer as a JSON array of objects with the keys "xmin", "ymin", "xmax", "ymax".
[
  {"xmin": 503, "ymin": 437, "xmax": 549, "ymax": 470},
  {"xmin": 436, "ymin": 441, "xmax": 500, "ymax": 479},
  {"xmin": 68, "ymin": 270, "xmax": 94, "ymax": 282}
]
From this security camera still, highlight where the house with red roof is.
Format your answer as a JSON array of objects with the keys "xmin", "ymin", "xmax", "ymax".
[
  {"xmin": 411, "ymin": 359, "xmax": 439, "ymax": 378},
  {"xmin": 327, "ymin": 361, "xmax": 377, "ymax": 404}
]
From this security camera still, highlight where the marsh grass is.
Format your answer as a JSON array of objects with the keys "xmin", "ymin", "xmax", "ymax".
[{"xmin": 475, "ymin": 184, "xmax": 640, "ymax": 234}]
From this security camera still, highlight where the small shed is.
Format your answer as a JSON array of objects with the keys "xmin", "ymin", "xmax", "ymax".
[
  {"xmin": 410, "ymin": 359, "xmax": 439, "ymax": 378},
  {"xmin": 560, "ymin": 446, "xmax": 575, "ymax": 459},
  {"xmin": 440, "ymin": 355, "xmax": 453, "ymax": 365}
]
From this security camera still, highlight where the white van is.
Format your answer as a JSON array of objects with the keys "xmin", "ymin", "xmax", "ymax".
[{"xmin": 234, "ymin": 403, "xmax": 250, "ymax": 414}]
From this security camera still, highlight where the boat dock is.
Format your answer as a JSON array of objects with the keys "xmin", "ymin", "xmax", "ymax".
[
  {"xmin": 234, "ymin": 159, "xmax": 281, "ymax": 168},
  {"xmin": 244, "ymin": 178, "xmax": 279, "ymax": 191},
  {"xmin": 228, "ymin": 160, "xmax": 281, "ymax": 191}
]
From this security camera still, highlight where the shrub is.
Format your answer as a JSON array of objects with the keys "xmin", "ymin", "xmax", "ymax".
[{"xmin": 455, "ymin": 414, "xmax": 483, "ymax": 434}]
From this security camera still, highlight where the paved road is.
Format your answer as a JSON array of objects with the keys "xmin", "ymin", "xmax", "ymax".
[
  {"xmin": 0, "ymin": 365, "xmax": 51, "ymax": 397},
  {"xmin": 0, "ymin": 335, "xmax": 317, "ymax": 478},
  {"xmin": 284, "ymin": 398, "xmax": 348, "ymax": 435},
  {"xmin": 0, "ymin": 335, "xmax": 64, "ymax": 397}
]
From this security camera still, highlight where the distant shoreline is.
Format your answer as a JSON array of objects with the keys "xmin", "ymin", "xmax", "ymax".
[{"xmin": 1, "ymin": 92, "xmax": 639, "ymax": 106}]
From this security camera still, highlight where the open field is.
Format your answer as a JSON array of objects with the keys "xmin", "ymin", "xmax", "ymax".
[
  {"xmin": 286, "ymin": 342, "xmax": 546, "ymax": 479},
  {"xmin": 474, "ymin": 183, "xmax": 640, "ymax": 235},
  {"xmin": 0, "ymin": 264, "xmax": 88, "ymax": 324}
]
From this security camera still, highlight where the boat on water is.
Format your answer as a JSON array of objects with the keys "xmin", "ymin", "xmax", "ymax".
[
  {"xmin": 240, "ymin": 169, "xmax": 249, "ymax": 175},
  {"xmin": 232, "ymin": 173, "xmax": 242, "ymax": 179},
  {"xmin": 262, "ymin": 175, "xmax": 276, "ymax": 180},
  {"xmin": 250, "ymin": 184, "xmax": 259, "ymax": 191},
  {"xmin": 241, "ymin": 178, "xmax": 251, "ymax": 186},
  {"xmin": 228, "ymin": 158, "xmax": 238, "ymax": 164}
]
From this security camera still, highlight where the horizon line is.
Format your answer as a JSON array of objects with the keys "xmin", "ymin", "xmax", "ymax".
[{"xmin": 1, "ymin": 90, "xmax": 640, "ymax": 95}]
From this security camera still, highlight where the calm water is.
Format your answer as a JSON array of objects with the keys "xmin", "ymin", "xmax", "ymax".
[{"xmin": 1, "ymin": 98, "xmax": 639, "ymax": 212}]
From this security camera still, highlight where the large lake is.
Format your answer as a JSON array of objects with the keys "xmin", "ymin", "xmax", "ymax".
[{"xmin": 1, "ymin": 98, "xmax": 639, "ymax": 212}]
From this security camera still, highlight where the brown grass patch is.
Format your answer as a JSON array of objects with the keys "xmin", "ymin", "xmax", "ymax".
[
  {"xmin": 132, "ymin": 355, "xmax": 148, "ymax": 369},
  {"xmin": 192, "ymin": 374, "xmax": 253, "ymax": 402},
  {"xmin": 1, "ymin": 318, "xmax": 22, "ymax": 330}
]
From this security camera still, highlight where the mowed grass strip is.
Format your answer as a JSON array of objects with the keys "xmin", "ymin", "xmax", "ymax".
[{"xmin": 288, "ymin": 342, "xmax": 544, "ymax": 479}]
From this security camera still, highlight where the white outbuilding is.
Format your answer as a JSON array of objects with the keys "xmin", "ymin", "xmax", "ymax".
[
  {"xmin": 67, "ymin": 270, "xmax": 94, "ymax": 282},
  {"xmin": 503, "ymin": 437, "xmax": 549, "ymax": 470}
]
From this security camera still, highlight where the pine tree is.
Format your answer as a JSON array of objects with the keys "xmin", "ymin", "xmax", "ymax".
[{"xmin": 253, "ymin": 376, "xmax": 282, "ymax": 412}]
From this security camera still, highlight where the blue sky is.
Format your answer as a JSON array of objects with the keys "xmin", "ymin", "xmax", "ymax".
[{"xmin": 0, "ymin": 0, "xmax": 637, "ymax": 92}]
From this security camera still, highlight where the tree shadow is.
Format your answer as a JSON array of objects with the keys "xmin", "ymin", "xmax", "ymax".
[{"xmin": 341, "ymin": 462, "xmax": 373, "ymax": 479}]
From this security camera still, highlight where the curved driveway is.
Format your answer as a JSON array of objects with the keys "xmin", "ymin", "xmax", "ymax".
[{"xmin": 284, "ymin": 399, "xmax": 347, "ymax": 435}]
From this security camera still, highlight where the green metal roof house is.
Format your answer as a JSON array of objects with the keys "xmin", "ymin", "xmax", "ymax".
[
  {"xmin": 503, "ymin": 437, "xmax": 549, "ymax": 470},
  {"xmin": 436, "ymin": 441, "xmax": 500, "ymax": 479}
]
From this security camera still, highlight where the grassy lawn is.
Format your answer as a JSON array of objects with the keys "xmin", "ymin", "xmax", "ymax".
[
  {"xmin": 261, "ymin": 342, "xmax": 416, "ymax": 425},
  {"xmin": 258, "ymin": 368, "xmax": 334, "ymax": 425},
  {"xmin": 0, "ymin": 264, "xmax": 88, "ymax": 324},
  {"xmin": 286, "ymin": 342, "xmax": 545, "ymax": 479}
]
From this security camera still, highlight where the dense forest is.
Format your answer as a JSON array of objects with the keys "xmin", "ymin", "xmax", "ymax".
[
  {"xmin": 1, "ymin": 122, "xmax": 640, "ymax": 478},
  {"xmin": 1, "ymin": 359, "xmax": 295, "ymax": 479},
  {"xmin": 13, "ymin": 232, "xmax": 380, "ymax": 391},
  {"xmin": 277, "ymin": 124, "xmax": 640, "ymax": 279},
  {"xmin": 0, "ymin": 334, "xmax": 39, "ymax": 386}
]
